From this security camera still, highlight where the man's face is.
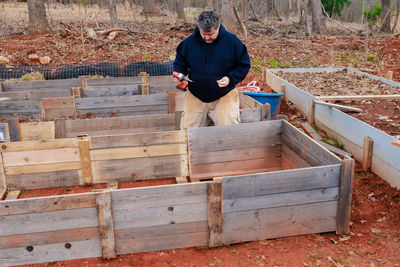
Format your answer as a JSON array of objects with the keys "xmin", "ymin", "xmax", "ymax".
[{"xmin": 199, "ymin": 26, "xmax": 220, "ymax": 44}]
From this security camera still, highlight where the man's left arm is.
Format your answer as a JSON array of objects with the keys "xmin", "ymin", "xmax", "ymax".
[{"xmin": 227, "ymin": 42, "xmax": 251, "ymax": 86}]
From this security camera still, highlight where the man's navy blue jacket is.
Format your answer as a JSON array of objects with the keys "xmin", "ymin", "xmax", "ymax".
[{"xmin": 173, "ymin": 25, "xmax": 250, "ymax": 103}]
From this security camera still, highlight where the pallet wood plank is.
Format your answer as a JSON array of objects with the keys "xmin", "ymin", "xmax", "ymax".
[
  {"xmin": 190, "ymin": 157, "xmax": 282, "ymax": 179},
  {"xmin": 0, "ymin": 227, "xmax": 99, "ymax": 250},
  {"xmin": 0, "ymin": 161, "xmax": 6, "ymax": 200},
  {"xmin": 111, "ymin": 182, "xmax": 208, "ymax": 211},
  {"xmin": 208, "ymin": 180, "xmax": 223, "ymax": 248},
  {"xmin": 7, "ymin": 119, "xmax": 21, "ymax": 142},
  {"xmin": 64, "ymin": 113, "xmax": 175, "ymax": 133},
  {"xmin": 79, "ymin": 138, "xmax": 93, "ymax": 185},
  {"xmin": 90, "ymin": 130, "xmax": 186, "ymax": 149},
  {"xmin": 2, "ymin": 147, "xmax": 80, "ymax": 166},
  {"xmin": 282, "ymin": 120, "xmax": 341, "ymax": 166},
  {"xmin": 91, "ymin": 155, "xmax": 188, "ymax": 183},
  {"xmin": 86, "ymin": 77, "xmax": 142, "ymax": 86},
  {"xmin": 175, "ymin": 176, "xmax": 188, "ymax": 183},
  {"xmin": 336, "ymin": 156, "xmax": 355, "ymax": 235},
  {"xmin": 168, "ymin": 91, "xmax": 176, "ymax": 114},
  {"xmin": 281, "ymin": 144, "xmax": 311, "ymax": 170},
  {"xmin": 224, "ymin": 187, "xmax": 339, "ymax": 213},
  {"xmin": 0, "ymin": 138, "xmax": 79, "ymax": 152},
  {"xmin": 224, "ymin": 201, "xmax": 337, "ymax": 243},
  {"xmin": 239, "ymin": 107, "xmax": 263, "ymax": 123},
  {"xmin": 20, "ymin": 121, "xmax": 55, "ymax": 141},
  {"xmin": 0, "ymin": 192, "xmax": 96, "ymax": 216},
  {"xmin": 0, "ymin": 89, "xmax": 71, "ymax": 101},
  {"xmin": 188, "ymin": 120, "xmax": 282, "ymax": 153},
  {"xmin": 96, "ymin": 191, "xmax": 116, "ymax": 258},
  {"xmin": 0, "ymin": 207, "xmax": 98, "ymax": 236},
  {"xmin": 221, "ymin": 164, "xmax": 341, "ymax": 199},
  {"xmin": 75, "ymin": 93, "xmax": 168, "ymax": 109},
  {"xmin": 0, "ymin": 101, "xmax": 41, "ymax": 119},
  {"xmin": 0, "ymin": 239, "xmax": 102, "ymax": 267},
  {"xmin": 6, "ymin": 170, "xmax": 80, "ymax": 191},
  {"xmin": 1, "ymin": 79, "xmax": 80, "ymax": 91},
  {"xmin": 113, "ymin": 202, "xmax": 207, "ymax": 230},
  {"xmin": 41, "ymin": 96, "xmax": 75, "ymax": 109},
  {"xmin": 54, "ymin": 119, "xmax": 67, "ymax": 139},
  {"xmin": 4, "ymin": 161, "xmax": 81, "ymax": 175},
  {"xmin": 190, "ymin": 145, "xmax": 281, "ymax": 165},
  {"xmin": 91, "ymin": 143, "xmax": 187, "ymax": 161},
  {"xmin": 116, "ymin": 232, "xmax": 208, "ymax": 255}
]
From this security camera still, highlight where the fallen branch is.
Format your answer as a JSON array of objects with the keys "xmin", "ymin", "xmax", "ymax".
[{"xmin": 321, "ymin": 2, "xmax": 358, "ymax": 33}]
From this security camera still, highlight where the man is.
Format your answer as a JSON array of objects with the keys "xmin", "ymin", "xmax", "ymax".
[{"xmin": 173, "ymin": 10, "xmax": 250, "ymax": 129}]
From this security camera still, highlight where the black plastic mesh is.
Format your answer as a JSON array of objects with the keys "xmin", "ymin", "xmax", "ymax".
[{"xmin": 0, "ymin": 61, "xmax": 174, "ymax": 80}]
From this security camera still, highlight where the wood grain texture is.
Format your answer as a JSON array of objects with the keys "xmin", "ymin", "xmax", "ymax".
[
  {"xmin": 79, "ymin": 138, "xmax": 93, "ymax": 185},
  {"xmin": 4, "ymin": 161, "xmax": 81, "ymax": 175},
  {"xmin": 0, "ymin": 227, "xmax": 99, "ymax": 249},
  {"xmin": 208, "ymin": 180, "xmax": 223, "ymax": 247},
  {"xmin": 281, "ymin": 144, "xmax": 311, "ymax": 170},
  {"xmin": 41, "ymin": 97, "xmax": 75, "ymax": 109},
  {"xmin": 1, "ymin": 79, "xmax": 80, "ymax": 91},
  {"xmin": 91, "ymin": 155, "xmax": 188, "ymax": 183},
  {"xmin": 0, "ymin": 239, "xmax": 102, "ymax": 267},
  {"xmin": 362, "ymin": 137, "xmax": 374, "ymax": 171},
  {"xmin": 336, "ymin": 156, "xmax": 355, "ymax": 235},
  {"xmin": 0, "ymin": 207, "xmax": 98, "ymax": 236},
  {"xmin": 7, "ymin": 119, "xmax": 21, "ymax": 142},
  {"xmin": 282, "ymin": 120, "xmax": 341, "ymax": 166},
  {"xmin": 0, "ymin": 101, "xmax": 41, "ymax": 119},
  {"xmin": 96, "ymin": 191, "xmax": 116, "ymax": 258},
  {"xmin": 90, "ymin": 130, "xmax": 186, "ymax": 149},
  {"xmin": 0, "ymin": 89, "xmax": 71, "ymax": 101},
  {"xmin": 6, "ymin": 170, "xmax": 80, "ymax": 191},
  {"xmin": 2, "ymin": 147, "xmax": 80, "ymax": 166},
  {"xmin": 224, "ymin": 201, "xmax": 337, "ymax": 243},
  {"xmin": 0, "ymin": 191, "xmax": 97, "ymax": 216},
  {"xmin": 20, "ymin": 121, "xmax": 55, "ymax": 141},
  {"xmin": 224, "ymin": 187, "xmax": 339, "ymax": 213},
  {"xmin": 0, "ymin": 138, "xmax": 78, "ymax": 152},
  {"xmin": 221, "ymin": 164, "xmax": 341, "ymax": 199}
]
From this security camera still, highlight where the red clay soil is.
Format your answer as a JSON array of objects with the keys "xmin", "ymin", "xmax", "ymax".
[
  {"xmin": 16, "ymin": 162, "xmax": 400, "ymax": 267},
  {"xmin": 346, "ymin": 99, "xmax": 400, "ymax": 138}
]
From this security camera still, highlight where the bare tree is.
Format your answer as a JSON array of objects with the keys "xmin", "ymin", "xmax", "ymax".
[
  {"xmin": 219, "ymin": 0, "xmax": 236, "ymax": 34},
  {"xmin": 168, "ymin": 0, "xmax": 185, "ymax": 20},
  {"xmin": 267, "ymin": 0, "xmax": 281, "ymax": 20},
  {"xmin": 381, "ymin": 0, "xmax": 391, "ymax": 33},
  {"xmin": 142, "ymin": 0, "xmax": 161, "ymax": 16},
  {"xmin": 27, "ymin": 0, "xmax": 51, "ymax": 34},
  {"xmin": 392, "ymin": 0, "xmax": 400, "ymax": 32},
  {"xmin": 205, "ymin": 0, "xmax": 213, "ymax": 9},
  {"xmin": 108, "ymin": 0, "xmax": 118, "ymax": 27},
  {"xmin": 311, "ymin": 0, "xmax": 322, "ymax": 33}
]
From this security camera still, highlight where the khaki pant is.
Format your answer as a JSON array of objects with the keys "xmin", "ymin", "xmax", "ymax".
[{"xmin": 181, "ymin": 89, "xmax": 240, "ymax": 129}]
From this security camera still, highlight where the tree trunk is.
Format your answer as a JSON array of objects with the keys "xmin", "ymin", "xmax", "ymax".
[
  {"xmin": 205, "ymin": 0, "xmax": 213, "ymax": 9},
  {"xmin": 142, "ymin": 0, "xmax": 161, "ymax": 16},
  {"xmin": 301, "ymin": 0, "xmax": 311, "ymax": 36},
  {"xmin": 267, "ymin": 0, "xmax": 281, "ymax": 20},
  {"xmin": 108, "ymin": 0, "xmax": 118, "ymax": 27},
  {"xmin": 175, "ymin": 0, "xmax": 185, "ymax": 20},
  {"xmin": 239, "ymin": 0, "xmax": 248, "ymax": 21},
  {"xmin": 381, "ymin": 0, "xmax": 391, "ymax": 33},
  {"xmin": 392, "ymin": 0, "xmax": 400, "ymax": 32},
  {"xmin": 27, "ymin": 0, "xmax": 51, "ymax": 34},
  {"xmin": 220, "ymin": 0, "xmax": 236, "ymax": 34},
  {"xmin": 311, "ymin": 0, "xmax": 322, "ymax": 33}
]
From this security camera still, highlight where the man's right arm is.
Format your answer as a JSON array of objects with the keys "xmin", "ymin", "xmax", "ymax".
[{"xmin": 173, "ymin": 41, "xmax": 188, "ymax": 75}]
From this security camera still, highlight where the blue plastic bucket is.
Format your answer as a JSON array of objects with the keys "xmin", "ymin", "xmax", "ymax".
[{"xmin": 243, "ymin": 91, "xmax": 284, "ymax": 116}]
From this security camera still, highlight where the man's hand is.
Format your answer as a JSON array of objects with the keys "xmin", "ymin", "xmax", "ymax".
[
  {"xmin": 217, "ymin": 76, "xmax": 230, "ymax": 87},
  {"xmin": 174, "ymin": 77, "xmax": 181, "ymax": 87}
]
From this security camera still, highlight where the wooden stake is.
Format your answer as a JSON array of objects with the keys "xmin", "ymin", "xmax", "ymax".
[
  {"xmin": 96, "ymin": 190, "xmax": 116, "ymax": 258},
  {"xmin": 208, "ymin": 179, "xmax": 223, "ymax": 248},
  {"xmin": 71, "ymin": 87, "xmax": 81, "ymax": 98},
  {"xmin": 78, "ymin": 137, "xmax": 93, "ymax": 185},
  {"xmin": 139, "ymin": 72, "xmax": 149, "ymax": 84},
  {"xmin": 168, "ymin": 91, "xmax": 176, "ymax": 114},
  {"xmin": 308, "ymin": 99, "xmax": 315, "ymax": 125},
  {"xmin": 80, "ymin": 76, "xmax": 87, "ymax": 90},
  {"xmin": 362, "ymin": 137, "xmax": 374, "ymax": 172},
  {"xmin": 281, "ymin": 84, "xmax": 286, "ymax": 103},
  {"xmin": 54, "ymin": 119, "xmax": 67, "ymax": 139},
  {"xmin": 175, "ymin": 176, "xmax": 187, "ymax": 183},
  {"xmin": 386, "ymin": 70, "xmax": 393, "ymax": 80},
  {"xmin": 337, "ymin": 156, "xmax": 354, "ymax": 235},
  {"xmin": 7, "ymin": 119, "xmax": 21, "ymax": 142},
  {"xmin": 0, "ymin": 80, "xmax": 3, "ymax": 92}
]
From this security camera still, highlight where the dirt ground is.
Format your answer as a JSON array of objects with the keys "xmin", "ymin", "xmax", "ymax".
[{"xmin": 1, "ymin": 5, "xmax": 400, "ymax": 267}]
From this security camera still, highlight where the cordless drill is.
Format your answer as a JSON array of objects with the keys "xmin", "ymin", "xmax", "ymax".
[{"xmin": 172, "ymin": 71, "xmax": 192, "ymax": 91}]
